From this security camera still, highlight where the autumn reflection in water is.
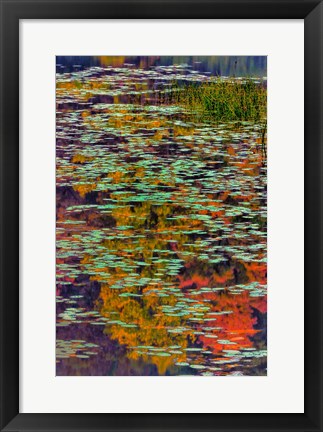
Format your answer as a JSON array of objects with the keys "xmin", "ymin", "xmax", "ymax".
[{"xmin": 56, "ymin": 56, "xmax": 267, "ymax": 376}]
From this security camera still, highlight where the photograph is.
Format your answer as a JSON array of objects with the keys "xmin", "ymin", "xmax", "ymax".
[{"xmin": 56, "ymin": 56, "xmax": 267, "ymax": 376}]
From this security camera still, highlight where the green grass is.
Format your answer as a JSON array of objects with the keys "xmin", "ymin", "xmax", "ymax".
[{"xmin": 171, "ymin": 79, "xmax": 267, "ymax": 122}]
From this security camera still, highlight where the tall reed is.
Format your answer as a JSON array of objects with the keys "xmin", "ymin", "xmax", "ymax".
[{"xmin": 171, "ymin": 79, "xmax": 267, "ymax": 122}]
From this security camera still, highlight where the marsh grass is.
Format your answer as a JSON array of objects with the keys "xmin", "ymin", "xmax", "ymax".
[{"xmin": 171, "ymin": 79, "xmax": 267, "ymax": 122}]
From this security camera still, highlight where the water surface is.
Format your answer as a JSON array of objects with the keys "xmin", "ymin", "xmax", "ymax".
[{"xmin": 56, "ymin": 57, "xmax": 267, "ymax": 376}]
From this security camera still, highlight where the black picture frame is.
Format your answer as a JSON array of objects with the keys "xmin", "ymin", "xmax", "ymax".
[{"xmin": 0, "ymin": 1, "xmax": 322, "ymax": 431}]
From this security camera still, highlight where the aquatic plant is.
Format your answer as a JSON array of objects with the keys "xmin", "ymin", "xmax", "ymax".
[
  {"xmin": 172, "ymin": 78, "xmax": 267, "ymax": 122},
  {"xmin": 56, "ymin": 59, "xmax": 267, "ymax": 377}
]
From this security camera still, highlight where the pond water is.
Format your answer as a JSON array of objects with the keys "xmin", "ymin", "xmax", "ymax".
[{"xmin": 56, "ymin": 57, "xmax": 267, "ymax": 376}]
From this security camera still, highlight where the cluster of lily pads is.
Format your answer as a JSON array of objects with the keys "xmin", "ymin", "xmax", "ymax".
[{"xmin": 56, "ymin": 62, "xmax": 267, "ymax": 375}]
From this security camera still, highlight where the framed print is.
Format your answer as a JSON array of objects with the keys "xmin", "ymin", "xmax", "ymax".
[{"xmin": 0, "ymin": 0, "xmax": 322, "ymax": 431}]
